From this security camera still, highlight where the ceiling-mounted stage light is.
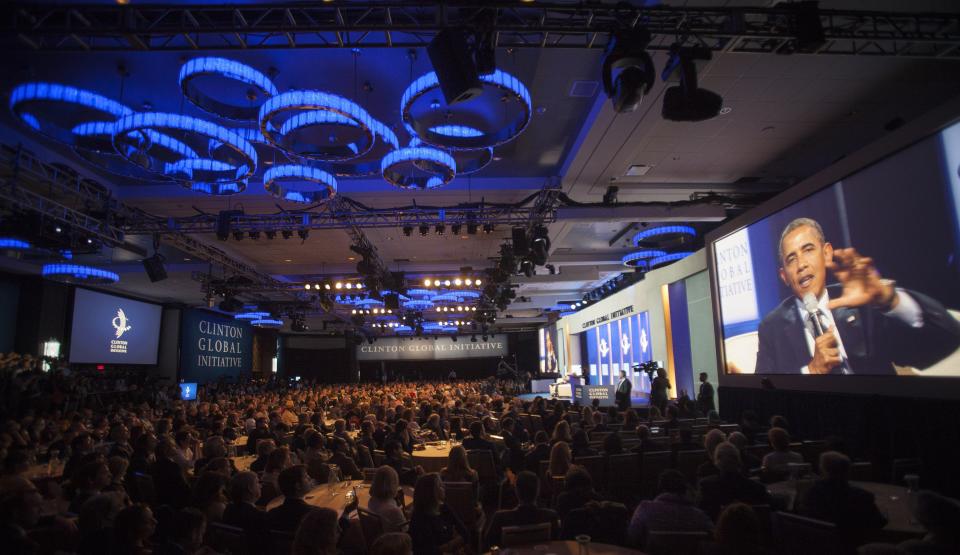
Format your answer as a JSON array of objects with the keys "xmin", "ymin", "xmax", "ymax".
[
  {"xmin": 622, "ymin": 249, "xmax": 667, "ymax": 268},
  {"xmin": 248, "ymin": 231, "xmax": 260, "ymax": 240},
  {"xmin": 409, "ymin": 135, "xmax": 492, "ymax": 175},
  {"xmin": 142, "ymin": 252, "xmax": 167, "ymax": 283},
  {"xmin": 419, "ymin": 224, "xmax": 430, "ymax": 237},
  {"xmin": 632, "ymin": 225, "xmax": 697, "ymax": 248},
  {"xmin": 251, "ymin": 318, "xmax": 284, "ymax": 328},
  {"xmin": 381, "ymin": 146, "xmax": 456, "ymax": 190},
  {"xmin": 282, "ymin": 229, "xmax": 293, "ymax": 240},
  {"xmin": 232, "ymin": 231, "xmax": 244, "ymax": 241},
  {"xmin": 263, "ymin": 164, "xmax": 337, "ymax": 204},
  {"xmin": 265, "ymin": 230, "xmax": 277, "ymax": 240},
  {"xmin": 520, "ymin": 259, "xmax": 535, "ymax": 278},
  {"xmin": 451, "ymin": 223, "xmax": 462, "ymax": 235},
  {"xmin": 297, "ymin": 228, "xmax": 309, "ymax": 241},
  {"xmin": 530, "ymin": 225, "xmax": 550, "ymax": 266},
  {"xmin": 467, "ymin": 222, "xmax": 479, "ymax": 235},
  {"xmin": 42, "ymin": 263, "xmax": 118, "ymax": 285},
  {"xmin": 403, "ymin": 225, "xmax": 414, "ymax": 237},
  {"xmin": 435, "ymin": 224, "xmax": 445, "ymax": 236},
  {"xmin": 649, "ymin": 251, "xmax": 694, "ymax": 268},
  {"xmin": 427, "ymin": 28, "xmax": 482, "ymax": 106},
  {"xmin": 179, "ymin": 57, "xmax": 279, "ymax": 121},
  {"xmin": 661, "ymin": 44, "xmax": 723, "ymax": 122},
  {"xmin": 259, "ymin": 89, "xmax": 375, "ymax": 161},
  {"xmin": 482, "ymin": 224, "xmax": 494, "ymax": 234},
  {"xmin": 602, "ymin": 28, "xmax": 656, "ymax": 113}
]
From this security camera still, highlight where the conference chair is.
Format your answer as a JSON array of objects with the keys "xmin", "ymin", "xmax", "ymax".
[
  {"xmin": 604, "ymin": 453, "xmax": 641, "ymax": 499},
  {"xmin": 444, "ymin": 481, "xmax": 483, "ymax": 552},
  {"xmin": 801, "ymin": 440, "xmax": 829, "ymax": 471},
  {"xmin": 372, "ymin": 449, "xmax": 386, "ymax": 466},
  {"xmin": 356, "ymin": 507, "xmax": 385, "ymax": 552},
  {"xmin": 500, "ymin": 522, "xmax": 552, "ymax": 547},
  {"xmin": 529, "ymin": 414, "xmax": 545, "ymax": 435},
  {"xmin": 269, "ymin": 530, "xmax": 294, "ymax": 555},
  {"xmin": 850, "ymin": 461, "xmax": 874, "ymax": 482},
  {"xmin": 205, "ymin": 522, "xmax": 248, "ymax": 555},
  {"xmin": 640, "ymin": 451, "xmax": 671, "ymax": 499},
  {"xmin": 674, "ymin": 449, "xmax": 707, "ymax": 484},
  {"xmin": 573, "ymin": 455, "xmax": 606, "ymax": 489},
  {"xmin": 772, "ymin": 510, "xmax": 841, "ymax": 555},
  {"xmin": 645, "ymin": 530, "xmax": 710, "ymax": 555}
]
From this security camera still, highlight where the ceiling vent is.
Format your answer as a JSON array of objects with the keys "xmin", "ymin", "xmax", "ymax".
[
  {"xmin": 625, "ymin": 164, "xmax": 652, "ymax": 177},
  {"xmin": 569, "ymin": 80, "xmax": 599, "ymax": 98}
]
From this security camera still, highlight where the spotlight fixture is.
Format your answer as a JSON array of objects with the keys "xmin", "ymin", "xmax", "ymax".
[
  {"xmin": 427, "ymin": 28, "xmax": 482, "ymax": 105},
  {"xmin": 435, "ymin": 224, "xmax": 445, "ymax": 236},
  {"xmin": 142, "ymin": 253, "xmax": 167, "ymax": 283},
  {"xmin": 467, "ymin": 222, "xmax": 479, "ymax": 235},
  {"xmin": 451, "ymin": 223, "xmax": 462, "ymax": 235},
  {"xmin": 297, "ymin": 228, "xmax": 309, "ymax": 241},
  {"xmin": 281, "ymin": 229, "xmax": 293, "ymax": 240},
  {"xmin": 265, "ymin": 230, "xmax": 277, "ymax": 240},
  {"xmin": 248, "ymin": 230, "xmax": 260, "ymax": 240},
  {"xmin": 602, "ymin": 27, "xmax": 656, "ymax": 113},
  {"xmin": 482, "ymin": 224, "xmax": 494, "ymax": 234},
  {"xmin": 403, "ymin": 225, "xmax": 413, "ymax": 237},
  {"xmin": 232, "ymin": 230, "xmax": 244, "ymax": 241},
  {"xmin": 661, "ymin": 44, "xmax": 723, "ymax": 122},
  {"xmin": 419, "ymin": 223, "xmax": 429, "ymax": 236}
]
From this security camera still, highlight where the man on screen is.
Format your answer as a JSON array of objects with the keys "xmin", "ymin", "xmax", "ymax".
[{"xmin": 755, "ymin": 217, "xmax": 960, "ymax": 374}]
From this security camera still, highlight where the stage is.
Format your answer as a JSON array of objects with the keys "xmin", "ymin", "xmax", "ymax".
[{"xmin": 517, "ymin": 391, "xmax": 651, "ymax": 408}]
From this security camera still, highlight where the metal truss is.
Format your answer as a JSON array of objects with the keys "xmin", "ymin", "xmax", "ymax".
[{"xmin": 4, "ymin": 2, "xmax": 959, "ymax": 58}]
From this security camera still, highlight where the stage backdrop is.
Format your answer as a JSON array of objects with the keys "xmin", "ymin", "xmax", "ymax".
[
  {"xmin": 179, "ymin": 309, "xmax": 252, "ymax": 383},
  {"xmin": 357, "ymin": 335, "xmax": 507, "ymax": 361}
]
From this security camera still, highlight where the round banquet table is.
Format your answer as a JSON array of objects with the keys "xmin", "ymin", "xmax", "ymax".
[
  {"xmin": 231, "ymin": 455, "xmax": 256, "ymax": 473},
  {"xmin": 266, "ymin": 479, "xmax": 414, "ymax": 512},
  {"xmin": 487, "ymin": 541, "xmax": 647, "ymax": 554},
  {"xmin": 767, "ymin": 480, "xmax": 925, "ymax": 539},
  {"xmin": 412, "ymin": 443, "xmax": 453, "ymax": 473}
]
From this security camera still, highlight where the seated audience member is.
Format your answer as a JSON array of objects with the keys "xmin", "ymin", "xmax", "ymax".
[
  {"xmin": 267, "ymin": 465, "xmax": 316, "ymax": 532},
  {"xmin": 622, "ymin": 409, "xmax": 640, "ymax": 433},
  {"xmin": 697, "ymin": 429, "xmax": 728, "ymax": 481},
  {"xmin": 128, "ymin": 433, "xmax": 157, "ymax": 478},
  {"xmin": 561, "ymin": 499, "xmax": 630, "ymax": 545},
  {"xmin": 702, "ymin": 502, "xmax": 770, "ymax": 555},
  {"xmin": 556, "ymin": 466, "xmax": 604, "ymax": 519},
  {"xmin": 192, "ymin": 436, "xmax": 228, "ymax": 475},
  {"xmin": 500, "ymin": 418, "xmax": 525, "ymax": 473},
  {"xmin": 370, "ymin": 532, "xmax": 413, "ymax": 555},
  {"xmin": 328, "ymin": 438, "xmax": 363, "ymax": 480},
  {"xmin": 761, "ymin": 427, "xmax": 803, "ymax": 478},
  {"xmin": 408, "ymin": 473, "xmax": 468, "ymax": 555},
  {"xmin": 769, "ymin": 415, "xmax": 791, "ymax": 436},
  {"xmin": 461, "ymin": 421, "xmax": 496, "ymax": 454},
  {"xmin": 292, "ymin": 507, "xmax": 341, "ymax": 555},
  {"xmin": 590, "ymin": 412, "xmax": 609, "ymax": 433},
  {"xmin": 524, "ymin": 431, "xmax": 551, "ymax": 473},
  {"xmin": 547, "ymin": 441, "xmax": 572, "ymax": 480},
  {"xmin": 154, "ymin": 507, "xmax": 206, "ymax": 555},
  {"xmin": 727, "ymin": 431, "xmax": 762, "ymax": 472},
  {"xmin": 799, "ymin": 451, "xmax": 887, "ymax": 546},
  {"xmin": 602, "ymin": 431, "xmax": 624, "ymax": 455},
  {"xmin": 897, "ymin": 490, "xmax": 960, "ymax": 554},
  {"xmin": 440, "ymin": 446, "xmax": 479, "ymax": 491},
  {"xmin": 106, "ymin": 456, "xmax": 130, "ymax": 493},
  {"xmin": 70, "ymin": 459, "xmax": 113, "ymax": 513},
  {"xmin": 698, "ymin": 442, "xmax": 772, "ymax": 520},
  {"xmin": 389, "ymin": 419, "xmax": 416, "ymax": 454},
  {"xmin": 222, "ymin": 471, "xmax": 269, "ymax": 551},
  {"xmin": 249, "ymin": 439, "xmax": 277, "ymax": 473},
  {"xmin": 153, "ymin": 438, "xmax": 192, "ymax": 509},
  {"xmin": 627, "ymin": 469, "xmax": 713, "ymax": 548},
  {"xmin": 0, "ymin": 477, "xmax": 44, "ymax": 554},
  {"xmin": 77, "ymin": 492, "xmax": 127, "ymax": 555},
  {"xmin": 113, "ymin": 503, "xmax": 158, "ymax": 555},
  {"xmin": 422, "ymin": 414, "xmax": 447, "ymax": 441},
  {"xmin": 384, "ymin": 440, "xmax": 421, "ymax": 487},
  {"xmin": 740, "ymin": 410, "xmax": 763, "ymax": 441},
  {"xmin": 368, "ymin": 465, "xmax": 408, "ymax": 533},
  {"xmin": 571, "ymin": 429, "xmax": 597, "ymax": 458},
  {"xmin": 246, "ymin": 419, "xmax": 276, "ymax": 456},
  {"xmin": 191, "ymin": 471, "xmax": 228, "ymax": 522},
  {"xmin": 485, "ymin": 471, "xmax": 559, "ymax": 549},
  {"xmin": 631, "ymin": 425, "xmax": 652, "ymax": 455},
  {"xmin": 551, "ymin": 420, "xmax": 574, "ymax": 446}
]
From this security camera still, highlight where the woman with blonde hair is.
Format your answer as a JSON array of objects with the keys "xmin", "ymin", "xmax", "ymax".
[
  {"xmin": 551, "ymin": 420, "xmax": 573, "ymax": 445},
  {"xmin": 292, "ymin": 507, "xmax": 340, "ymax": 555},
  {"xmin": 547, "ymin": 441, "xmax": 572, "ymax": 479},
  {"xmin": 440, "ymin": 446, "xmax": 478, "ymax": 485},
  {"xmin": 368, "ymin": 465, "xmax": 408, "ymax": 532}
]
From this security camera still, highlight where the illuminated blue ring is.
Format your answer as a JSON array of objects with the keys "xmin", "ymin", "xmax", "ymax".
[
  {"xmin": 259, "ymin": 89, "xmax": 375, "ymax": 161},
  {"xmin": 327, "ymin": 119, "xmax": 400, "ymax": 177},
  {"xmin": 188, "ymin": 179, "xmax": 247, "ymax": 196},
  {"xmin": 263, "ymin": 164, "xmax": 338, "ymax": 204},
  {"xmin": 235, "ymin": 311, "xmax": 270, "ymax": 321},
  {"xmin": 381, "ymin": 147, "xmax": 456, "ymax": 190},
  {"xmin": 355, "ymin": 298, "xmax": 385, "ymax": 308},
  {"xmin": 112, "ymin": 112, "xmax": 257, "ymax": 182},
  {"xmin": 41, "ymin": 263, "xmax": 119, "ymax": 284},
  {"xmin": 401, "ymin": 69, "xmax": 532, "ymax": 150},
  {"xmin": 622, "ymin": 250, "xmax": 667, "ymax": 268},
  {"xmin": 251, "ymin": 318, "xmax": 284, "ymax": 328},
  {"xmin": 403, "ymin": 299, "xmax": 435, "ymax": 310},
  {"xmin": 179, "ymin": 57, "xmax": 279, "ymax": 121},
  {"xmin": 649, "ymin": 252, "xmax": 694, "ymax": 268},
  {"xmin": 410, "ymin": 136, "xmax": 492, "ymax": 175},
  {"xmin": 0, "ymin": 238, "xmax": 31, "ymax": 250},
  {"xmin": 10, "ymin": 82, "xmax": 132, "ymax": 150},
  {"xmin": 632, "ymin": 225, "xmax": 696, "ymax": 246},
  {"xmin": 405, "ymin": 289, "xmax": 437, "ymax": 299}
]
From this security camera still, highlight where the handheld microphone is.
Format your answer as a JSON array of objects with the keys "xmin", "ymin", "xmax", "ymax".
[{"xmin": 803, "ymin": 293, "xmax": 825, "ymax": 337}]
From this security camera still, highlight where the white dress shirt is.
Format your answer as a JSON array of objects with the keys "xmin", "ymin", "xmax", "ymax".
[{"xmin": 797, "ymin": 288, "xmax": 924, "ymax": 374}]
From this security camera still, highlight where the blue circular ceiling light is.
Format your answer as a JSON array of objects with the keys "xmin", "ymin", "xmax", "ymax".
[
  {"xmin": 410, "ymin": 135, "xmax": 492, "ymax": 175},
  {"xmin": 41, "ymin": 263, "xmax": 119, "ymax": 285},
  {"xmin": 235, "ymin": 311, "xmax": 270, "ymax": 321},
  {"xmin": 251, "ymin": 318, "xmax": 284, "ymax": 328},
  {"xmin": 259, "ymin": 90, "xmax": 375, "ymax": 161},
  {"xmin": 179, "ymin": 57, "xmax": 279, "ymax": 121},
  {"xmin": 112, "ymin": 112, "xmax": 257, "ymax": 184},
  {"xmin": 263, "ymin": 164, "xmax": 338, "ymax": 204},
  {"xmin": 403, "ymin": 299, "xmax": 435, "ymax": 311},
  {"xmin": 188, "ymin": 179, "xmax": 248, "ymax": 196},
  {"xmin": 9, "ymin": 82, "xmax": 131, "ymax": 148},
  {"xmin": 381, "ymin": 147, "xmax": 456, "ymax": 190},
  {"xmin": 649, "ymin": 251, "xmax": 694, "ymax": 268},
  {"xmin": 327, "ymin": 119, "xmax": 400, "ymax": 177},
  {"xmin": 401, "ymin": 69, "xmax": 532, "ymax": 150},
  {"xmin": 622, "ymin": 249, "xmax": 668, "ymax": 268},
  {"xmin": 632, "ymin": 225, "xmax": 697, "ymax": 248}
]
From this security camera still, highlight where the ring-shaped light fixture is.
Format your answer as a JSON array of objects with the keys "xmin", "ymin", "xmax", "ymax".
[
  {"xmin": 405, "ymin": 288, "xmax": 437, "ymax": 299},
  {"xmin": 622, "ymin": 249, "xmax": 668, "ymax": 268},
  {"xmin": 410, "ymin": 135, "xmax": 492, "ymax": 175},
  {"xmin": 401, "ymin": 69, "xmax": 532, "ymax": 150},
  {"xmin": 0, "ymin": 237, "xmax": 52, "ymax": 259},
  {"xmin": 381, "ymin": 147, "xmax": 456, "ymax": 190},
  {"xmin": 234, "ymin": 311, "xmax": 270, "ymax": 321},
  {"xmin": 327, "ymin": 119, "xmax": 400, "ymax": 177},
  {"xmin": 9, "ymin": 82, "xmax": 131, "ymax": 148},
  {"xmin": 188, "ymin": 179, "xmax": 248, "ymax": 196},
  {"xmin": 179, "ymin": 57, "xmax": 279, "ymax": 121},
  {"xmin": 259, "ymin": 90, "xmax": 375, "ymax": 161},
  {"xmin": 649, "ymin": 251, "xmax": 694, "ymax": 268},
  {"xmin": 263, "ymin": 164, "xmax": 338, "ymax": 204},
  {"xmin": 72, "ymin": 123, "xmax": 201, "ymax": 182},
  {"xmin": 41, "ymin": 263, "xmax": 119, "ymax": 285},
  {"xmin": 251, "ymin": 318, "xmax": 284, "ymax": 328},
  {"xmin": 355, "ymin": 298, "xmax": 385, "ymax": 308},
  {"xmin": 632, "ymin": 225, "xmax": 697, "ymax": 247},
  {"xmin": 112, "ymin": 112, "xmax": 257, "ymax": 183},
  {"xmin": 403, "ymin": 299, "xmax": 435, "ymax": 311}
]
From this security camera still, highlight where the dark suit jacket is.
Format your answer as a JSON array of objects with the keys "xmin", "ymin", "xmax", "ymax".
[
  {"xmin": 799, "ymin": 479, "xmax": 887, "ymax": 534},
  {"xmin": 462, "ymin": 437, "xmax": 497, "ymax": 454},
  {"xmin": 698, "ymin": 471, "xmax": 772, "ymax": 520},
  {"xmin": 151, "ymin": 457, "xmax": 191, "ymax": 509},
  {"xmin": 524, "ymin": 444, "xmax": 551, "ymax": 473},
  {"xmin": 329, "ymin": 452, "xmax": 363, "ymax": 480},
  {"xmin": 616, "ymin": 379, "xmax": 632, "ymax": 407},
  {"xmin": 484, "ymin": 504, "xmax": 559, "ymax": 550},
  {"xmin": 755, "ymin": 285, "xmax": 960, "ymax": 374},
  {"xmin": 266, "ymin": 498, "xmax": 314, "ymax": 533}
]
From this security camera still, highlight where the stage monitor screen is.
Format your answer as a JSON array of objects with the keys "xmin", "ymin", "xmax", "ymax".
[
  {"xmin": 180, "ymin": 383, "xmax": 198, "ymax": 401},
  {"xmin": 69, "ymin": 288, "xmax": 162, "ymax": 365},
  {"xmin": 712, "ymin": 119, "xmax": 960, "ymax": 377},
  {"xmin": 538, "ymin": 325, "xmax": 559, "ymax": 373}
]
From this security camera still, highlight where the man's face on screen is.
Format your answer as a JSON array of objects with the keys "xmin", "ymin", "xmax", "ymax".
[{"xmin": 778, "ymin": 224, "xmax": 833, "ymax": 300}]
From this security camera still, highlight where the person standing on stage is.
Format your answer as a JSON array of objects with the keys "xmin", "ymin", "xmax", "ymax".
[
  {"xmin": 697, "ymin": 372, "xmax": 715, "ymax": 415},
  {"xmin": 615, "ymin": 370, "xmax": 632, "ymax": 410},
  {"xmin": 650, "ymin": 368, "xmax": 670, "ymax": 414}
]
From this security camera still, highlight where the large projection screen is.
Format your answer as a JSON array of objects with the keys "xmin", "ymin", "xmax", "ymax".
[{"xmin": 69, "ymin": 288, "xmax": 163, "ymax": 365}]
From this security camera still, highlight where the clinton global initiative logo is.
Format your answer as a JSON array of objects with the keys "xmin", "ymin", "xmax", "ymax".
[
  {"xmin": 110, "ymin": 308, "xmax": 131, "ymax": 354},
  {"xmin": 599, "ymin": 337, "xmax": 610, "ymax": 358},
  {"xmin": 640, "ymin": 328, "xmax": 649, "ymax": 353},
  {"xmin": 621, "ymin": 332, "xmax": 631, "ymax": 356}
]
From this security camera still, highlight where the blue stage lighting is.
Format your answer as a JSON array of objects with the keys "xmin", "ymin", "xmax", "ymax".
[
  {"xmin": 234, "ymin": 311, "xmax": 270, "ymax": 321},
  {"xmin": 10, "ymin": 82, "xmax": 131, "ymax": 149},
  {"xmin": 621, "ymin": 249, "xmax": 668, "ymax": 268},
  {"xmin": 410, "ymin": 135, "xmax": 492, "ymax": 175},
  {"xmin": 42, "ymin": 263, "xmax": 119, "ymax": 285},
  {"xmin": 259, "ymin": 89, "xmax": 375, "ymax": 161},
  {"xmin": 401, "ymin": 69, "xmax": 532, "ymax": 150},
  {"xmin": 0, "ymin": 238, "xmax": 31, "ymax": 250},
  {"xmin": 403, "ymin": 299, "xmax": 435, "ymax": 311},
  {"xmin": 188, "ymin": 180, "xmax": 247, "ymax": 196},
  {"xmin": 381, "ymin": 147, "xmax": 456, "ymax": 190},
  {"xmin": 251, "ymin": 318, "xmax": 284, "ymax": 328},
  {"xmin": 327, "ymin": 119, "xmax": 400, "ymax": 177},
  {"xmin": 263, "ymin": 164, "xmax": 338, "ymax": 204},
  {"xmin": 632, "ymin": 225, "xmax": 696, "ymax": 246},
  {"xmin": 179, "ymin": 57, "xmax": 279, "ymax": 121},
  {"xmin": 649, "ymin": 251, "xmax": 694, "ymax": 268}
]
